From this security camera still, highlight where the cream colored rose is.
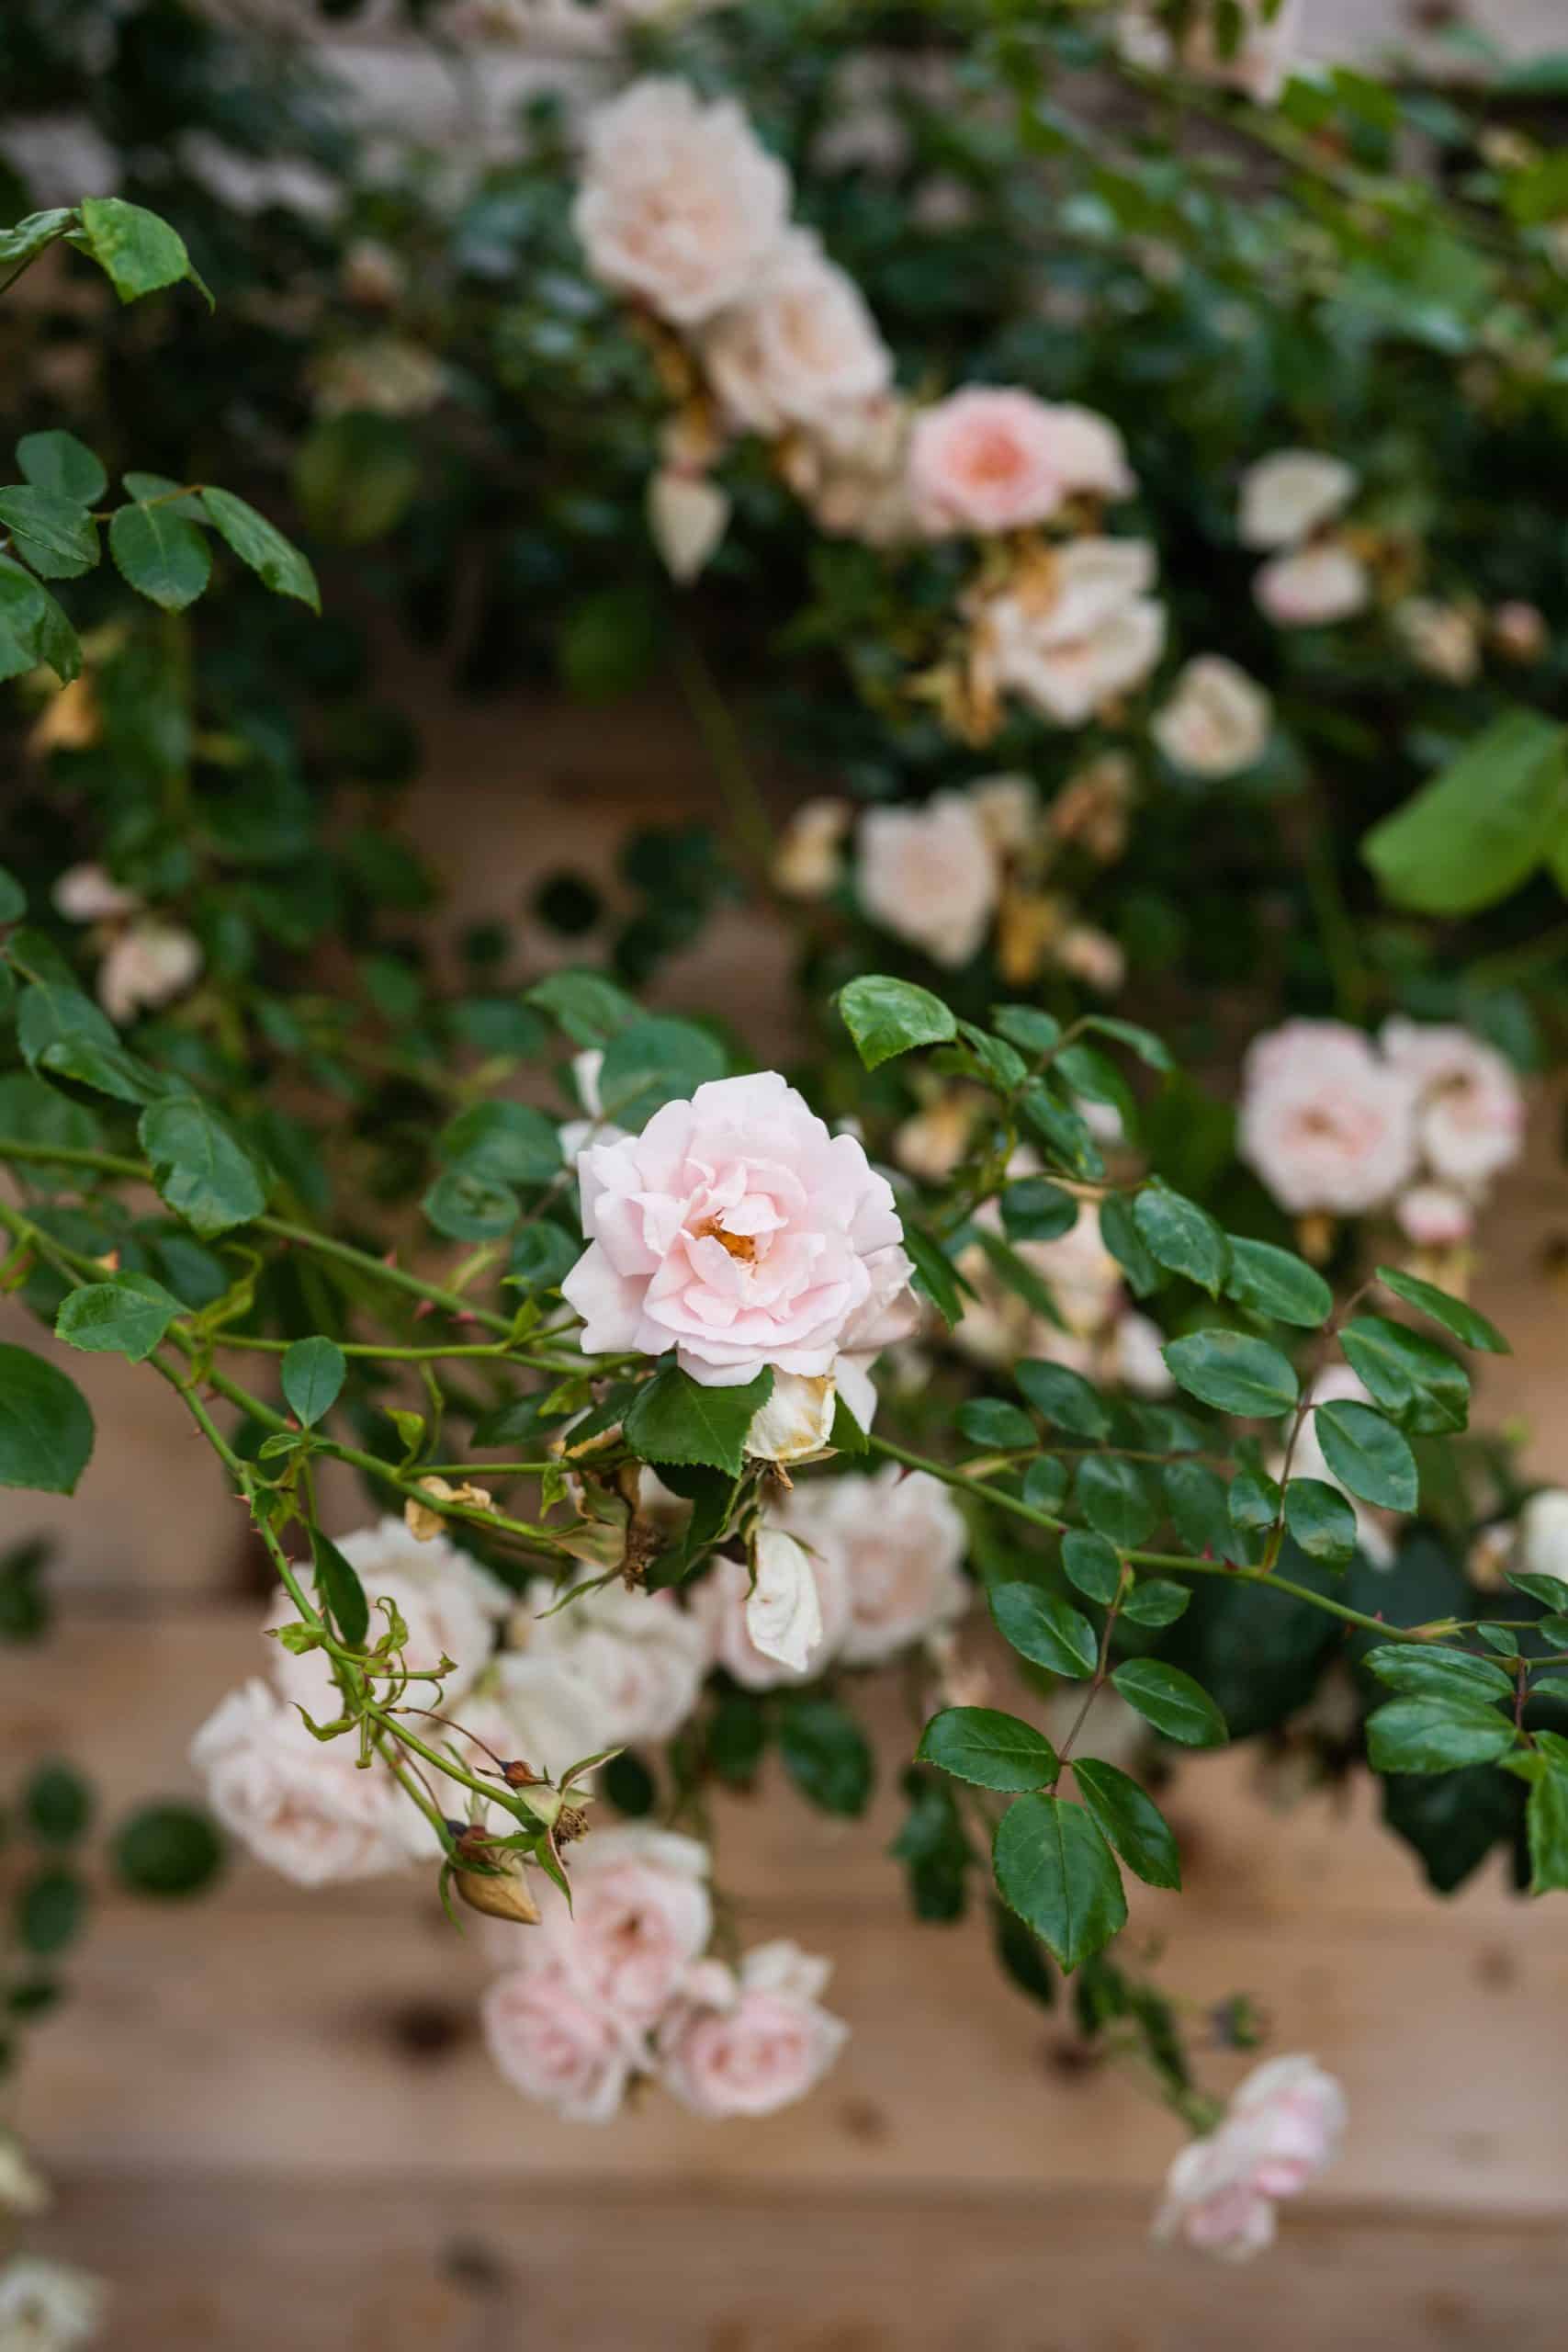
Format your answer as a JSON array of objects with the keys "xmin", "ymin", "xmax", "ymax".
[
  {"xmin": 1394, "ymin": 597, "xmax": 1481, "ymax": 684},
  {"xmin": 857, "ymin": 792, "xmax": 998, "ymax": 967},
  {"xmin": 1254, "ymin": 543, "xmax": 1370, "ymax": 628},
  {"xmin": 773, "ymin": 796, "xmax": 852, "ymax": 899},
  {"xmin": 1381, "ymin": 1017, "xmax": 1525, "ymax": 1191},
  {"xmin": 51, "ymin": 862, "xmax": 141, "ymax": 922},
  {"xmin": 984, "ymin": 538, "xmax": 1166, "ymax": 727},
  {"xmin": 572, "ymin": 78, "xmax": 791, "ymax": 328},
  {"xmin": 696, "ymin": 1535, "xmax": 852, "ymax": 1689},
  {"xmin": 190, "ymin": 1679, "xmax": 419, "ymax": 1886},
  {"xmin": 96, "ymin": 920, "xmax": 203, "ymax": 1025},
  {"xmin": 518, "ymin": 1575, "xmax": 709, "ymax": 1745},
  {"xmin": 1238, "ymin": 450, "xmax": 1357, "ymax": 550},
  {"xmin": 777, "ymin": 1464, "xmax": 969, "ymax": 1667},
  {"xmin": 743, "ymin": 1525, "xmax": 824, "ymax": 1673},
  {"xmin": 647, "ymin": 469, "xmax": 730, "ymax": 585},
  {"xmin": 703, "ymin": 230, "xmax": 891, "ymax": 438},
  {"xmin": 0, "ymin": 2258, "xmax": 106, "ymax": 2350},
  {"xmin": 1151, "ymin": 655, "xmax": 1271, "ymax": 777}
]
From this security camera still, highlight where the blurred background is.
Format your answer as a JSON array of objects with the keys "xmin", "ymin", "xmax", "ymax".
[{"xmin": 4, "ymin": 0, "xmax": 1568, "ymax": 2343}]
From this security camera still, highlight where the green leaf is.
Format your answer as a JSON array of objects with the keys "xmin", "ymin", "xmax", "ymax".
[
  {"xmin": 1099, "ymin": 1192, "xmax": 1161, "ymax": 1298},
  {"xmin": 1526, "ymin": 1765, "xmax": 1568, "ymax": 1895},
  {"xmin": 0, "ymin": 486, "xmax": 97, "ymax": 581},
  {"xmin": 39, "ymin": 1035, "xmax": 179, "ymax": 1106},
  {"xmin": 779, "ymin": 1695, "xmax": 874, "ymax": 1816},
  {"xmin": 990, "ymin": 1897, "xmax": 1055, "ymax": 2008},
  {"xmin": 957, "ymin": 1396, "xmax": 1037, "ymax": 1452},
  {"xmin": 918, "ymin": 1706, "xmax": 1059, "ymax": 1793},
  {"xmin": 0, "ymin": 1345, "xmax": 94, "ymax": 1495},
  {"xmin": 1367, "ymin": 1696, "xmax": 1517, "ymax": 1773},
  {"xmin": 73, "ymin": 196, "xmax": 211, "ymax": 305},
  {"xmin": 1363, "ymin": 708, "xmax": 1568, "ymax": 915},
  {"xmin": 108, "ymin": 501, "xmax": 212, "ymax": 612},
  {"xmin": 956, "ymin": 1021, "xmax": 1027, "ymax": 1094},
  {"xmin": 1163, "ymin": 1461, "xmax": 1231, "ymax": 1557},
  {"xmin": 973, "ymin": 1228, "xmax": 1064, "ymax": 1326},
  {"xmin": 837, "ymin": 975, "xmax": 956, "ymax": 1070},
  {"xmin": 17, "ymin": 978, "xmax": 117, "ymax": 1070},
  {"xmin": 999, "ymin": 1179, "xmax": 1078, "ymax": 1244},
  {"xmin": 1071, "ymin": 1758, "xmax": 1181, "ymax": 1891},
  {"xmin": 623, "ymin": 1364, "xmax": 773, "ymax": 1477},
  {"xmin": 1075, "ymin": 1454, "xmax": 1157, "ymax": 1547},
  {"xmin": 1224, "ymin": 1237, "xmax": 1333, "ymax": 1329},
  {"xmin": 438, "ymin": 1102, "xmax": 561, "ymax": 1187},
  {"xmin": 0, "ymin": 866, "xmax": 25, "ymax": 924},
  {"xmin": 1119, "ymin": 1577, "xmax": 1190, "ymax": 1628},
  {"xmin": 1363, "ymin": 1645, "xmax": 1515, "ymax": 1703},
  {"xmin": 1061, "ymin": 1530, "xmax": 1122, "ymax": 1606},
  {"xmin": 0, "ymin": 209, "xmax": 76, "ymax": 271},
  {"xmin": 1016, "ymin": 1358, "xmax": 1110, "ymax": 1439},
  {"xmin": 1228, "ymin": 1469, "xmax": 1280, "ymax": 1551},
  {"xmin": 525, "ymin": 968, "xmax": 637, "ymax": 1048},
  {"xmin": 989, "ymin": 1581, "xmax": 1098, "ymax": 1679},
  {"xmin": 17, "ymin": 431, "xmax": 107, "ymax": 506},
  {"xmin": 1110, "ymin": 1658, "xmax": 1227, "ymax": 1748},
  {"xmin": 829, "ymin": 1391, "xmax": 869, "ymax": 1454},
  {"xmin": 1340, "ymin": 1317, "xmax": 1469, "ymax": 1435},
  {"xmin": 198, "ymin": 488, "xmax": 320, "ymax": 611},
  {"xmin": 55, "ymin": 1272, "xmax": 184, "ymax": 1363},
  {"xmin": 1162, "ymin": 1330, "xmax": 1298, "ymax": 1419},
  {"xmin": 1022, "ymin": 1456, "xmax": 1069, "ymax": 1516},
  {"xmin": 310, "ymin": 1525, "xmax": 369, "ymax": 1646},
  {"xmin": 903, "ymin": 1224, "xmax": 971, "ymax": 1328},
  {"xmin": 139, "ymin": 1098, "xmax": 268, "ymax": 1238},
  {"xmin": 992, "ymin": 1793, "xmax": 1126, "ymax": 1971},
  {"xmin": 1018, "ymin": 1082, "xmax": 1104, "ymax": 1182},
  {"xmin": 1075, "ymin": 1016, "xmax": 1172, "ymax": 1073},
  {"xmin": 1314, "ymin": 1399, "xmax": 1418, "ymax": 1512},
  {"xmin": 293, "ymin": 412, "xmax": 420, "ymax": 546},
  {"xmin": 16, "ymin": 1867, "xmax": 85, "ymax": 1956},
  {"xmin": 509, "ymin": 1222, "xmax": 581, "ymax": 1294},
  {"xmin": 1507, "ymin": 1569, "xmax": 1568, "ymax": 1612},
  {"xmin": 1132, "ymin": 1183, "xmax": 1227, "ymax": 1297},
  {"xmin": 598, "ymin": 1015, "xmax": 726, "ymax": 1125},
  {"xmin": 122, "ymin": 471, "xmax": 207, "ymax": 520},
  {"xmin": 24, "ymin": 1761, "xmax": 93, "ymax": 1846},
  {"xmin": 1374, "ymin": 1266, "xmax": 1509, "ymax": 1355},
  {"xmin": 991, "ymin": 1006, "xmax": 1061, "ymax": 1056},
  {"xmin": 422, "ymin": 1164, "xmax": 518, "ymax": 1241},
  {"xmin": 110, "ymin": 1802, "xmax": 223, "ymax": 1898},
  {"xmin": 1283, "ymin": 1478, "xmax": 1359, "ymax": 1566},
  {"xmin": 281, "ymin": 1337, "xmax": 346, "ymax": 1427}
]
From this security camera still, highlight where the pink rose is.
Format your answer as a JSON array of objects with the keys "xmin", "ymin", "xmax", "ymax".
[
  {"xmin": 1238, "ymin": 1020, "xmax": 1417, "ymax": 1216},
  {"xmin": 1153, "ymin": 2127, "xmax": 1278, "ymax": 2261},
  {"xmin": 481, "ymin": 1959, "xmax": 635, "ymax": 2124},
  {"xmin": 1382, "ymin": 1017, "xmax": 1525, "ymax": 1191},
  {"xmin": 572, "ymin": 78, "xmax": 791, "ymax": 327},
  {"xmin": 563, "ymin": 1071, "xmax": 916, "ymax": 1388},
  {"xmin": 908, "ymin": 389, "xmax": 1132, "ymax": 537},
  {"xmin": 264, "ymin": 1517, "xmax": 510, "ymax": 1718},
  {"xmin": 97, "ymin": 921, "xmax": 203, "ymax": 1025},
  {"xmin": 1394, "ymin": 1183, "xmax": 1474, "ymax": 1250},
  {"xmin": 536, "ymin": 1826, "xmax": 712, "ymax": 2026},
  {"xmin": 51, "ymin": 863, "xmax": 141, "ymax": 922},
  {"xmin": 1255, "ymin": 543, "xmax": 1370, "ymax": 628},
  {"xmin": 1151, "ymin": 656, "xmax": 1272, "ymax": 778},
  {"xmin": 1228, "ymin": 2053, "xmax": 1346, "ymax": 2196},
  {"xmin": 857, "ymin": 793, "xmax": 999, "ymax": 967},
  {"xmin": 517, "ymin": 1577, "xmax": 708, "ymax": 1746},
  {"xmin": 658, "ymin": 1939, "xmax": 848, "ymax": 2118},
  {"xmin": 777, "ymin": 1464, "xmax": 968, "ymax": 1667},
  {"xmin": 703, "ymin": 230, "xmax": 891, "ymax": 438},
  {"xmin": 1238, "ymin": 450, "xmax": 1357, "ymax": 550},
  {"xmin": 695, "ymin": 1535, "xmax": 852, "ymax": 1690},
  {"xmin": 983, "ymin": 538, "xmax": 1166, "ymax": 726},
  {"xmin": 190, "ymin": 1679, "xmax": 418, "ymax": 1886}
]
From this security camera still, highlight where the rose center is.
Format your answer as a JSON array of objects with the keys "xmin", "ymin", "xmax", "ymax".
[{"xmin": 693, "ymin": 1216, "xmax": 757, "ymax": 1262}]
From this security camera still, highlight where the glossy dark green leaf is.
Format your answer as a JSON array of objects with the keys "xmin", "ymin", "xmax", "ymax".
[
  {"xmin": 992, "ymin": 1793, "xmax": 1126, "ymax": 1971},
  {"xmin": 1224, "ymin": 1237, "xmax": 1333, "ymax": 1329},
  {"xmin": 311, "ymin": 1525, "xmax": 369, "ymax": 1646},
  {"xmin": 918, "ymin": 1706, "xmax": 1059, "ymax": 1793},
  {"xmin": 74, "ymin": 196, "xmax": 211, "ymax": 305},
  {"xmin": 1366, "ymin": 1696, "xmax": 1517, "ymax": 1772},
  {"xmin": 108, "ymin": 501, "xmax": 211, "ymax": 611},
  {"xmin": 1526, "ymin": 1764, "xmax": 1568, "ymax": 1895},
  {"xmin": 1132, "ymin": 1183, "xmax": 1227, "ymax": 1296},
  {"xmin": 902, "ymin": 1225, "xmax": 972, "ymax": 1329},
  {"xmin": 281, "ymin": 1338, "xmax": 346, "ymax": 1427},
  {"xmin": 1339, "ymin": 1316, "xmax": 1470, "ymax": 1434},
  {"xmin": 1363, "ymin": 1645, "xmax": 1515, "ymax": 1703},
  {"xmin": 598, "ymin": 1015, "xmax": 726, "ymax": 1124},
  {"xmin": 623, "ymin": 1365, "xmax": 773, "ymax": 1477},
  {"xmin": 989, "ymin": 1581, "xmax": 1099, "ymax": 1679},
  {"xmin": 17, "ymin": 431, "xmax": 107, "ymax": 506},
  {"xmin": 1374, "ymin": 1266, "xmax": 1509, "ymax": 1355},
  {"xmin": 0, "ymin": 1345, "xmax": 94, "ymax": 1495},
  {"xmin": 0, "ymin": 486, "xmax": 97, "ymax": 579},
  {"xmin": 779, "ymin": 1695, "xmax": 874, "ymax": 1816},
  {"xmin": 139, "ymin": 1098, "xmax": 267, "ymax": 1238},
  {"xmin": 1163, "ymin": 1330, "xmax": 1298, "ymax": 1418},
  {"xmin": 1061, "ymin": 1530, "xmax": 1122, "ymax": 1606},
  {"xmin": 837, "ymin": 975, "xmax": 955, "ymax": 1069},
  {"xmin": 1000, "ymin": 1179, "xmax": 1078, "ymax": 1244},
  {"xmin": 1110, "ymin": 1658, "xmax": 1227, "ymax": 1747},
  {"xmin": 438, "ymin": 1101, "xmax": 561, "ymax": 1187},
  {"xmin": 1075, "ymin": 1454, "xmax": 1157, "ymax": 1547},
  {"xmin": 1282, "ymin": 1477, "xmax": 1359, "ymax": 1565},
  {"xmin": 1119, "ymin": 1576, "xmax": 1190, "ymax": 1627},
  {"xmin": 1314, "ymin": 1399, "xmax": 1418, "ymax": 1512},
  {"xmin": 199, "ymin": 488, "xmax": 319, "ymax": 609},
  {"xmin": 1016, "ymin": 1358, "xmax": 1110, "ymax": 1439},
  {"xmin": 55, "ymin": 1272, "xmax": 184, "ymax": 1363},
  {"xmin": 1163, "ymin": 1461, "xmax": 1231, "ymax": 1558},
  {"xmin": 957, "ymin": 1397, "xmax": 1038, "ymax": 1452},
  {"xmin": 1071, "ymin": 1758, "xmax": 1181, "ymax": 1890}
]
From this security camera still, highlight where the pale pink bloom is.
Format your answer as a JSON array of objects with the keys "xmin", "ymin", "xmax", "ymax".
[
  {"xmin": 956, "ymin": 1193, "xmax": 1121, "ymax": 1369},
  {"xmin": 1153, "ymin": 2127, "xmax": 1278, "ymax": 2261},
  {"xmin": 518, "ymin": 1577, "xmax": 708, "ymax": 1746},
  {"xmin": 968, "ymin": 773, "xmax": 1038, "ymax": 855},
  {"xmin": 893, "ymin": 1092, "xmax": 976, "ymax": 1185},
  {"xmin": 1229, "ymin": 2054, "xmax": 1347, "ymax": 2195},
  {"xmin": 1056, "ymin": 922, "xmax": 1127, "ymax": 994},
  {"xmin": 0, "ymin": 2257, "xmax": 105, "ymax": 2348},
  {"xmin": 481, "ymin": 1959, "xmax": 635, "ymax": 2123},
  {"xmin": 857, "ymin": 792, "xmax": 998, "ymax": 967},
  {"xmin": 1394, "ymin": 597, "xmax": 1480, "ymax": 684},
  {"xmin": 1238, "ymin": 1020, "xmax": 1416, "ymax": 1216},
  {"xmin": 778, "ymin": 1464, "xmax": 968, "ymax": 1667},
  {"xmin": 1151, "ymin": 656, "xmax": 1271, "ymax": 777},
  {"xmin": 1394, "ymin": 1183, "xmax": 1474, "ymax": 1250},
  {"xmin": 1492, "ymin": 601, "xmax": 1547, "ymax": 663},
  {"xmin": 51, "ymin": 862, "xmax": 141, "ymax": 922},
  {"xmin": 190, "ymin": 1679, "xmax": 416, "ymax": 1886},
  {"xmin": 703, "ymin": 230, "xmax": 891, "ymax": 438},
  {"xmin": 773, "ymin": 797, "xmax": 852, "ymax": 900},
  {"xmin": 536, "ymin": 1826, "xmax": 712, "ymax": 2025},
  {"xmin": 96, "ymin": 920, "xmax": 203, "ymax": 1024},
  {"xmin": 1381, "ymin": 1018, "xmax": 1525, "ymax": 1191},
  {"xmin": 1255, "ymin": 543, "xmax": 1370, "ymax": 628},
  {"xmin": 908, "ymin": 390, "xmax": 1131, "ymax": 537},
  {"xmin": 457, "ymin": 1655, "xmax": 606, "ymax": 1791},
  {"xmin": 1517, "ymin": 1489, "xmax": 1568, "ymax": 1585},
  {"xmin": 696, "ymin": 1535, "xmax": 852, "ymax": 1690},
  {"xmin": 784, "ymin": 394, "xmax": 916, "ymax": 546},
  {"xmin": 658, "ymin": 1939, "xmax": 848, "ymax": 2117},
  {"xmin": 572, "ymin": 79, "xmax": 791, "ymax": 328},
  {"xmin": 265, "ymin": 1518, "xmax": 510, "ymax": 1717},
  {"xmin": 1238, "ymin": 450, "xmax": 1357, "ymax": 551},
  {"xmin": 647, "ymin": 469, "xmax": 730, "ymax": 584},
  {"xmin": 744, "ymin": 1525, "xmax": 823, "ymax": 1672},
  {"xmin": 984, "ymin": 539, "xmax": 1166, "ymax": 726},
  {"xmin": 564, "ymin": 1072, "xmax": 917, "ymax": 1388}
]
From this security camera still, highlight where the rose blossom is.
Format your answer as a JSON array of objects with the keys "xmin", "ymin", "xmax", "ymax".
[
  {"xmin": 564, "ymin": 1071, "xmax": 917, "ymax": 1389},
  {"xmin": 744, "ymin": 1525, "xmax": 824, "ymax": 1672},
  {"xmin": 96, "ymin": 920, "xmax": 203, "ymax": 1025},
  {"xmin": 518, "ymin": 1576, "xmax": 708, "ymax": 1745},
  {"xmin": 703, "ymin": 230, "xmax": 891, "ymax": 438},
  {"xmin": 1238, "ymin": 1020, "xmax": 1417, "ymax": 1216},
  {"xmin": 777, "ymin": 1464, "xmax": 969, "ymax": 1666},
  {"xmin": 481, "ymin": 1959, "xmax": 636, "ymax": 2124},
  {"xmin": 1238, "ymin": 450, "xmax": 1357, "ymax": 551},
  {"xmin": 1394, "ymin": 597, "xmax": 1481, "ymax": 685},
  {"xmin": 1056, "ymin": 923, "xmax": 1127, "ymax": 993},
  {"xmin": 51, "ymin": 862, "xmax": 141, "ymax": 922},
  {"xmin": 1492, "ymin": 601, "xmax": 1547, "ymax": 663},
  {"xmin": 1394, "ymin": 1183, "xmax": 1473, "ymax": 1250},
  {"xmin": 1228, "ymin": 2054, "xmax": 1347, "ymax": 2195},
  {"xmin": 698, "ymin": 1531, "xmax": 852, "ymax": 1689},
  {"xmin": 968, "ymin": 773, "xmax": 1038, "ymax": 856},
  {"xmin": 658, "ymin": 1939, "xmax": 848, "ymax": 2118},
  {"xmin": 1254, "ymin": 543, "xmax": 1370, "ymax": 628},
  {"xmin": 572, "ymin": 78, "xmax": 791, "ymax": 328},
  {"xmin": 190, "ymin": 1679, "xmax": 416, "ymax": 1885},
  {"xmin": 1151, "ymin": 656, "xmax": 1272, "ymax": 778},
  {"xmin": 857, "ymin": 793, "xmax": 998, "ymax": 967},
  {"xmin": 773, "ymin": 797, "xmax": 852, "ymax": 899},
  {"xmin": 647, "ymin": 469, "xmax": 730, "ymax": 585},
  {"xmin": 983, "ymin": 538, "xmax": 1166, "ymax": 726},
  {"xmin": 0, "ymin": 2259, "xmax": 106, "ymax": 2350},
  {"xmin": 908, "ymin": 389, "xmax": 1132, "ymax": 537},
  {"xmin": 457, "ymin": 1654, "xmax": 605, "ymax": 1790},
  {"xmin": 1153, "ymin": 2127, "xmax": 1278, "ymax": 2260},
  {"xmin": 1381, "ymin": 1017, "xmax": 1525, "ymax": 1192},
  {"xmin": 264, "ymin": 1518, "xmax": 510, "ymax": 1717},
  {"xmin": 536, "ymin": 1826, "xmax": 713, "ymax": 2025},
  {"xmin": 1517, "ymin": 1489, "xmax": 1568, "ymax": 1585}
]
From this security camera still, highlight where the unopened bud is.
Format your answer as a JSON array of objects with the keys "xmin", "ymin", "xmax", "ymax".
[{"xmin": 451, "ymin": 1830, "xmax": 541, "ymax": 1926}]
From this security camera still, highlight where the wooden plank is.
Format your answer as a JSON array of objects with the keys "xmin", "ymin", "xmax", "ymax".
[{"xmin": 27, "ymin": 2173, "xmax": 1568, "ymax": 2352}]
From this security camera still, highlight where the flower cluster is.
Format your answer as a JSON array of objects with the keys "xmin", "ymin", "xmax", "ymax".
[
  {"xmin": 955, "ymin": 1195, "xmax": 1172, "ymax": 1400},
  {"xmin": 1238, "ymin": 1016, "xmax": 1526, "ymax": 1247},
  {"xmin": 1240, "ymin": 450, "xmax": 1371, "ymax": 628},
  {"xmin": 1154, "ymin": 2054, "xmax": 1345, "ymax": 2260},
  {"xmin": 480, "ymin": 1827, "xmax": 845, "ymax": 2121}
]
